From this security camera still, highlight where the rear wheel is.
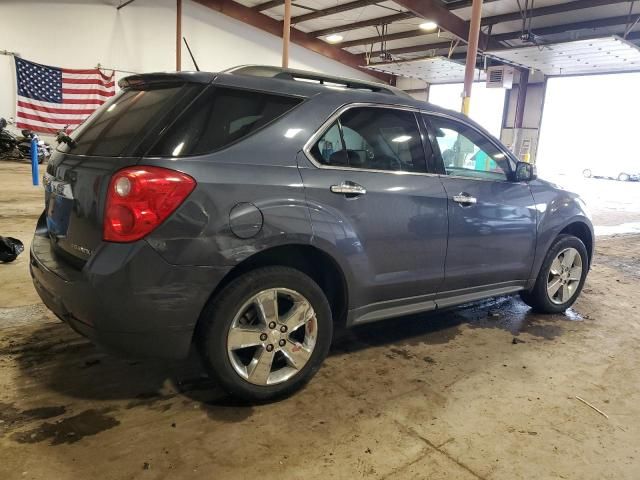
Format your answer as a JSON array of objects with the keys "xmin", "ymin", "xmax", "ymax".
[
  {"xmin": 520, "ymin": 234, "xmax": 588, "ymax": 313},
  {"xmin": 198, "ymin": 267, "xmax": 333, "ymax": 401},
  {"xmin": 618, "ymin": 173, "xmax": 630, "ymax": 182}
]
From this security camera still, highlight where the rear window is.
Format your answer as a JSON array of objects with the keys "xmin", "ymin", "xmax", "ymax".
[
  {"xmin": 147, "ymin": 87, "xmax": 302, "ymax": 157},
  {"xmin": 61, "ymin": 83, "xmax": 202, "ymax": 157}
]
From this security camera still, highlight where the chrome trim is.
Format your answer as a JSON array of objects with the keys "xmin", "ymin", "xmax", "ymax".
[
  {"xmin": 302, "ymin": 102, "xmax": 441, "ymax": 178},
  {"xmin": 330, "ymin": 182, "xmax": 367, "ymax": 195},
  {"xmin": 302, "ymin": 102, "xmax": 518, "ymax": 181},
  {"xmin": 452, "ymin": 194, "xmax": 477, "ymax": 205}
]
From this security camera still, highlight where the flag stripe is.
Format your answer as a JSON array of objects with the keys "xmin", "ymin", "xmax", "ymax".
[
  {"xmin": 62, "ymin": 87, "xmax": 115, "ymax": 96},
  {"xmin": 16, "ymin": 120, "xmax": 65, "ymax": 133},
  {"xmin": 63, "ymin": 68, "xmax": 113, "ymax": 80},
  {"xmin": 18, "ymin": 106, "xmax": 91, "ymax": 121},
  {"xmin": 18, "ymin": 111, "xmax": 85, "ymax": 125},
  {"xmin": 63, "ymin": 78, "xmax": 116, "ymax": 87},
  {"xmin": 17, "ymin": 100, "xmax": 95, "ymax": 115}
]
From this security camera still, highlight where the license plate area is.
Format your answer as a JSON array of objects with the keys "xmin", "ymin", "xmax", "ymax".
[{"xmin": 44, "ymin": 173, "xmax": 74, "ymax": 237}]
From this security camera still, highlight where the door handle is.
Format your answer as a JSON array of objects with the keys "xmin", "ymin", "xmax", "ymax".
[
  {"xmin": 330, "ymin": 181, "xmax": 367, "ymax": 196},
  {"xmin": 452, "ymin": 193, "xmax": 477, "ymax": 206}
]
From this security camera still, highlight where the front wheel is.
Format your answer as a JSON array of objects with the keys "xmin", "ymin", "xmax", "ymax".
[
  {"xmin": 520, "ymin": 234, "xmax": 589, "ymax": 313},
  {"xmin": 582, "ymin": 169, "xmax": 592, "ymax": 178},
  {"xmin": 197, "ymin": 267, "xmax": 333, "ymax": 402},
  {"xmin": 618, "ymin": 173, "xmax": 630, "ymax": 182}
]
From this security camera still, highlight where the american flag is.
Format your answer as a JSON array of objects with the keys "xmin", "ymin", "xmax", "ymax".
[{"xmin": 15, "ymin": 57, "xmax": 115, "ymax": 134}]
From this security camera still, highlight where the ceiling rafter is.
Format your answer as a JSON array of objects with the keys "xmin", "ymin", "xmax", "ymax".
[
  {"xmin": 310, "ymin": 12, "xmax": 413, "ymax": 37},
  {"xmin": 192, "ymin": 0, "xmax": 391, "ymax": 81},
  {"xmin": 255, "ymin": 0, "xmax": 503, "ymax": 14},
  {"xmin": 367, "ymin": 12, "xmax": 640, "ymax": 59},
  {"xmin": 342, "ymin": 0, "xmax": 631, "ymax": 49},
  {"xmin": 292, "ymin": 0, "xmax": 381, "ymax": 24}
]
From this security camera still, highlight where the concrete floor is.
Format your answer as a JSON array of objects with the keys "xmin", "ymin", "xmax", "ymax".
[{"xmin": 1, "ymin": 161, "xmax": 639, "ymax": 479}]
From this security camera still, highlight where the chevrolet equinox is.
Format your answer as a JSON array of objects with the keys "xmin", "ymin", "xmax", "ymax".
[{"xmin": 31, "ymin": 66, "xmax": 594, "ymax": 401}]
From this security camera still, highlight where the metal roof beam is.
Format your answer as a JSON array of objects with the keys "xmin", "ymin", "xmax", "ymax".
[
  {"xmin": 343, "ymin": 0, "xmax": 632, "ymax": 49},
  {"xmin": 310, "ymin": 12, "xmax": 414, "ymax": 37},
  {"xmin": 491, "ymin": 13, "xmax": 640, "ymax": 44},
  {"xmin": 292, "ymin": 0, "xmax": 381, "ymax": 24},
  {"xmin": 392, "ymin": 0, "xmax": 486, "ymax": 46},
  {"xmin": 192, "ymin": 0, "xmax": 390, "ymax": 81},
  {"xmin": 482, "ymin": 0, "xmax": 631, "ymax": 26},
  {"xmin": 363, "ymin": 12, "xmax": 640, "ymax": 58}
]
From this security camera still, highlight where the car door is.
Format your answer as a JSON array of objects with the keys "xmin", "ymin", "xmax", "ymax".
[
  {"xmin": 298, "ymin": 105, "xmax": 449, "ymax": 322},
  {"xmin": 423, "ymin": 113, "xmax": 537, "ymax": 297}
]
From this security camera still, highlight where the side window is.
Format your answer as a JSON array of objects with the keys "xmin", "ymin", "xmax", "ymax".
[
  {"xmin": 427, "ymin": 116, "xmax": 511, "ymax": 181},
  {"xmin": 310, "ymin": 107, "xmax": 426, "ymax": 173},
  {"xmin": 148, "ymin": 87, "xmax": 302, "ymax": 156}
]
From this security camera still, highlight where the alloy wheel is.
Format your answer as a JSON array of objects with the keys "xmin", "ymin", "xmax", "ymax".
[
  {"xmin": 547, "ymin": 247, "xmax": 583, "ymax": 305},
  {"xmin": 226, "ymin": 288, "xmax": 318, "ymax": 386}
]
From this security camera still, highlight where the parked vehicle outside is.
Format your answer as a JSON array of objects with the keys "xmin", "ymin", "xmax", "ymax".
[
  {"xmin": 582, "ymin": 160, "xmax": 639, "ymax": 181},
  {"xmin": 31, "ymin": 66, "xmax": 594, "ymax": 401}
]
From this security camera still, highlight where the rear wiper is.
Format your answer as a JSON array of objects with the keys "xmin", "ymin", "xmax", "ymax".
[{"xmin": 56, "ymin": 130, "xmax": 76, "ymax": 148}]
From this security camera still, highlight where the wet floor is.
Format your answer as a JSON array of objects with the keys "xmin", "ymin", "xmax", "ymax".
[{"xmin": 1, "ymin": 163, "xmax": 640, "ymax": 479}]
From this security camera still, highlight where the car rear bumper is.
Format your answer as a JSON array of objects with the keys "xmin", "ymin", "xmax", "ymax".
[{"xmin": 30, "ymin": 227, "xmax": 230, "ymax": 359}]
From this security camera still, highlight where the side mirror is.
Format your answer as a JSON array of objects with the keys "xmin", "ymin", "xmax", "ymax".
[{"xmin": 515, "ymin": 161, "xmax": 537, "ymax": 182}]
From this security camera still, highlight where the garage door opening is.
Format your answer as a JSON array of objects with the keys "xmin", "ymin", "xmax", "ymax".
[
  {"xmin": 537, "ymin": 72, "xmax": 640, "ymax": 234},
  {"xmin": 428, "ymin": 82, "xmax": 506, "ymax": 138}
]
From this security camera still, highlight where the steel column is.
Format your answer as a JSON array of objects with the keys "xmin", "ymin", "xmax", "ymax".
[
  {"xmin": 282, "ymin": 0, "xmax": 291, "ymax": 68},
  {"xmin": 176, "ymin": 0, "xmax": 182, "ymax": 71},
  {"xmin": 461, "ymin": 0, "xmax": 483, "ymax": 115}
]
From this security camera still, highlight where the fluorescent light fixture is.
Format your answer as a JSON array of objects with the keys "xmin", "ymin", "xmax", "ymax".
[
  {"xmin": 326, "ymin": 34, "xmax": 343, "ymax": 44},
  {"xmin": 391, "ymin": 135, "xmax": 412, "ymax": 143},
  {"xmin": 284, "ymin": 128, "xmax": 303, "ymax": 138},
  {"xmin": 419, "ymin": 21, "xmax": 438, "ymax": 31}
]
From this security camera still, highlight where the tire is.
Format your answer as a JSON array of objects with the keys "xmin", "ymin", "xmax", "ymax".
[
  {"xmin": 618, "ymin": 173, "xmax": 630, "ymax": 182},
  {"xmin": 197, "ymin": 266, "xmax": 333, "ymax": 402},
  {"xmin": 520, "ymin": 234, "xmax": 589, "ymax": 313},
  {"xmin": 582, "ymin": 169, "xmax": 592, "ymax": 178}
]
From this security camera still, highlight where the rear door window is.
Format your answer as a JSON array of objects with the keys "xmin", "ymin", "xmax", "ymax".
[
  {"xmin": 147, "ymin": 87, "xmax": 303, "ymax": 156},
  {"xmin": 61, "ymin": 83, "xmax": 201, "ymax": 157},
  {"xmin": 310, "ymin": 107, "xmax": 427, "ymax": 173}
]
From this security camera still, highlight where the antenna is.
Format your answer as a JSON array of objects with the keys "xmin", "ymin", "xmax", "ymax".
[{"xmin": 183, "ymin": 37, "xmax": 200, "ymax": 72}]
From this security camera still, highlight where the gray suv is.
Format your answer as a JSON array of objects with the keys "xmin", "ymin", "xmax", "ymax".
[{"xmin": 31, "ymin": 66, "xmax": 593, "ymax": 401}]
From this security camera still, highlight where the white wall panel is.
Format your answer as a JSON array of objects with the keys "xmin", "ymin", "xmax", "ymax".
[{"xmin": 0, "ymin": 0, "xmax": 375, "ymax": 121}]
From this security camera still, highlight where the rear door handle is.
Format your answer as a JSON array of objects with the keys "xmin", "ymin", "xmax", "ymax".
[
  {"xmin": 330, "ymin": 181, "xmax": 367, "ymax": 196},
  {"xmin": 452, "ymin": 193, "xmax": 477, "ymax": 206}
]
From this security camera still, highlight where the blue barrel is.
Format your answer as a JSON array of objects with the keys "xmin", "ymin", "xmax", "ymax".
[{"xmin": 31, "ymin": 135, "xmax": 39, "ymax": 186}]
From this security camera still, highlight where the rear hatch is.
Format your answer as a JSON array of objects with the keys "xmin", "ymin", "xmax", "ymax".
[{"xmin": 44, "ymin": 74, "xmax": 210, "ymax": 265}]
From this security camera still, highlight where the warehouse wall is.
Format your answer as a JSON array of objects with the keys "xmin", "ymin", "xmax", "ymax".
[{"xmin": 0, "ymin": 0, "xmax": 375, "ymax": 120}]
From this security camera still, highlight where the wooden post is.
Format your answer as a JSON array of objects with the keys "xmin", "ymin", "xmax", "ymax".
[
  {"xmin": 176, "ymin": 0, "xmax": 182, "ymax": 71},
  {"xmin": 461, "ymin": 0, "xmax": 483, "ymax": 115},
  {"xmin": 282, "ymin": 0, "xmax": 292, "ymax": 68}
]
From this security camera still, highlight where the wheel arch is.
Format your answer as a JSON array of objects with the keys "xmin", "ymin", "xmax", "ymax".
[
  {"xmin": 559, "ymin": 221, "xmax": 594, "ymax": 267},
  {"xmin": 200, "ymin": 244, "xmax": 349, "ymax": 329}
]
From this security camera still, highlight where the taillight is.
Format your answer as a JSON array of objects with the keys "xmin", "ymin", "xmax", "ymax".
[{"xmin": 103, "ymin": 166, "xmax": 196, "ymax": 242}]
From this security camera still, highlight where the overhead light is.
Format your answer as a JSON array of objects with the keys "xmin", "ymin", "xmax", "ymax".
[
  {"xmin": 419, "ymin": 21, "xmax": 438, "ymax": 31},
  {"xmin": 391, "ymin": 135, "xmax": 412, "ymax": 143},
  {"xmin": 326, "ymin": 34, "xmax": 343, "ymax": 44}
]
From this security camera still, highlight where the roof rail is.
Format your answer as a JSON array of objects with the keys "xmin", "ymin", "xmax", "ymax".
[{"xmin": 224, "ymin": 65, "xmax": 410, "ymax": 98}]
